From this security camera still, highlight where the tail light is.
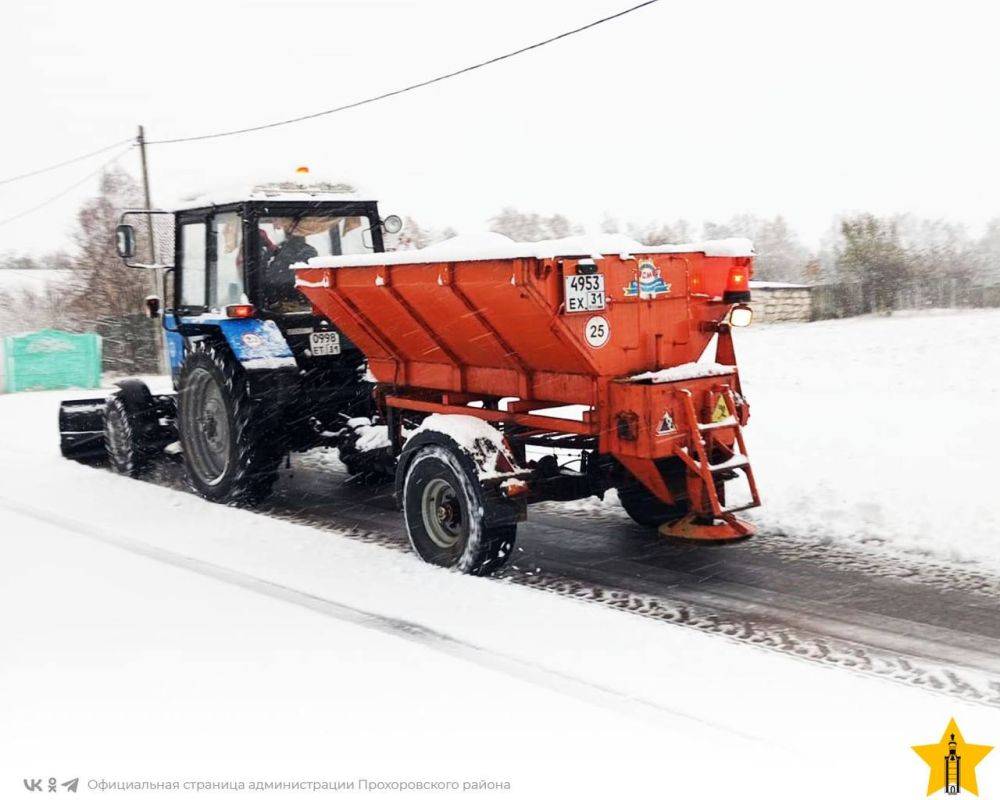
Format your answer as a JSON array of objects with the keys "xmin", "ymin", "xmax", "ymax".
[
  {"xmin": 226, "ymin": 304, "xmax": 256, "ymax": 319},
  {"xmin": 723, "ymin": 262, "xmax": 751, "ymax": 303}
]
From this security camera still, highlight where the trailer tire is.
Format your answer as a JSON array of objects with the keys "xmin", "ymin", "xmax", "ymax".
[
  {"xmin": 618, "ymin": 483, "xmax": 688, "ymax": 528},
  {"xmin": 177, "ymin": 341, "xmax": 281, "ymax": 505},
  {"xmin": 402, "ymin": 444, "xmax": 515, "ymax": 576},
  {"xmin": 104, "ymin": 393, "xmax": 153, "ymax": 477}
]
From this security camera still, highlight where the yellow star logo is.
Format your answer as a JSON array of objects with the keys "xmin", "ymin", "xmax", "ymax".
[{"xmin": 912, "ymin": 719, "xmax": 992, "ymax": 796}]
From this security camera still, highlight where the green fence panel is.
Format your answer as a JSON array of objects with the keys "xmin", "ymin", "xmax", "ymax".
[{"xmin": 2, "ymin": 330, "xmax": 102, "ymax": 392}]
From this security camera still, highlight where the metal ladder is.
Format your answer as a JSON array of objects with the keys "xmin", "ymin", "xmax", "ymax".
[{"xmin": 673, "ymin": 385, "xmax": 761, "ymax": 519}]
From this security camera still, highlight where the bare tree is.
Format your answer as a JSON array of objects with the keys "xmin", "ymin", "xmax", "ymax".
[
  {"xmin": 390, "ymin": 217, "xmax": 457, "ymax": 251},
  {"xmin": 489, "ymin": 207, "xmax": 583, "ymax": 241},
  {"xmin": 68, "ymin": 168, "xmax": 159, "ymax": 372},
  {"xmin": 627, "ymin": 218, "xmax": 694, "ymax": 246},
  {"xmin": 70, "ymin": 168, "xmax": 148, "ymax": 320},
  {"xmin": 704, "ymin": 214, "xmax": 812, "ymax": 283}
]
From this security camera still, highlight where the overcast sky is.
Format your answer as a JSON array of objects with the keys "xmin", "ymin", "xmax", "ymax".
[{"xmin": 3, "ymin": 0, "xmax": 999, "ymax": 255}]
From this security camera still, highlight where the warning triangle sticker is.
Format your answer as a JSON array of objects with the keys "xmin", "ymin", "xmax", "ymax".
[
  {"xmin": 711, "ymin": 395, "xmax": 729, "ymax": 423},
  {"xmin": 657, "ymin": 410, "xmax": 675, "ymax": 435}
]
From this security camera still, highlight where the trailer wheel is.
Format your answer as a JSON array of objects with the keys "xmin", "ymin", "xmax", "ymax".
[
  {"xmin": 104, "ymin": 395, "xmax": 150, "ymax": 477},
  {"xmin": 618, "ymin": 483, "xmax": 688, "ymax": 528},
  {"xmin": 177, "ymin": 341, "xmax": 281, "ymax": 505},
  {"xmin": 402, "ymin": 444, "xmax": 516, "ymax": 576}
]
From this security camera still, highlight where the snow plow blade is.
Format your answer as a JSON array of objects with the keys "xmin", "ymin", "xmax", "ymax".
[
  {"xmin": 660, "ymin": 512, "xmax": 756, "ymax": 543},
  {"xmin": 58, "ymin": 398, "xmax": 106, "ymax": 462}
]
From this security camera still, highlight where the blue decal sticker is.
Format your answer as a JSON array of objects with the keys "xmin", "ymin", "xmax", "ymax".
[{"xmin": 624, "ymin": 260, "xmax": 671, "ymax": 299}]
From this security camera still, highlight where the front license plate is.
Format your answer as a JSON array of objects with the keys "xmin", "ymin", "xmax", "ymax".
[
  {"xmin": 564, "ymin": 274, "xmax": 606, "ymax": 313},
  {"xmin": 309, "ymin": 331, "xmax": 341, "ymax": 356}
]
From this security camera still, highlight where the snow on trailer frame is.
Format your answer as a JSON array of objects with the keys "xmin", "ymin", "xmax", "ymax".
[{"xmin": 293, "ymin": 232, "xmax": 762, "ymax": 571}]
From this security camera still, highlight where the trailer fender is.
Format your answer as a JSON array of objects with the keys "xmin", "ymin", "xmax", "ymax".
[{"xmin": 395, "ymin": 428, "xmax": 522, "ymax": 528}]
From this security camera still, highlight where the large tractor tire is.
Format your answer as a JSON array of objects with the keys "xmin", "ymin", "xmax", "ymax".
[
  {"xmin": 177, "ymin": 341, "xmax": 281, "ymax": 505},
  {"xmin": 618, "ymin": 483, "xmax": 689, "ymax": 529},
  {"xmin": 401, "ymin": 443, "xmax": 516, "ymax": 576},
  {"xmin": 104, "ymin": 380, "xmax": 159, "ymax": 478}
]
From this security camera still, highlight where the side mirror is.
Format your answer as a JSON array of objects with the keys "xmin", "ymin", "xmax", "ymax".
[
  {"xmin": 116, "ymin": 224, "xmax": 136, "ymax": 259},
  {"xmin": 144, "ymin": 295, "xmax": 162, "ymax": 319},
  {"xmin": 381, "ymin": 215, "xmax": 403, "ymax": 235}
]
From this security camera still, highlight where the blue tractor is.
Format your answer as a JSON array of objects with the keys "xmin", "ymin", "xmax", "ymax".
[{"xmin": 59, "ymin": 181, "xmax": 402, "ymax": 504}]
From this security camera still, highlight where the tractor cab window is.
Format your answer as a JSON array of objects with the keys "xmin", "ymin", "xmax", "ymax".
[
  {"xmin": 180, "ymin": 222, "xmax": 207, "ymax": 307},
  {"xmin": 256, "ymin": 215, "xmax": 371, "ymax": 312},
  {"xmin": 211, "ymin": 212, "xmax": 245, "ymax": 307}
]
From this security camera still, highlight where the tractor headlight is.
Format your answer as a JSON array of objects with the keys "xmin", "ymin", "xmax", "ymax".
[
  {"xmin": 382, "ymin": 214, "xmax": 403, "ymax": 235},
  {"xmin": 729, "ymin": 304, "xmax": 753, "ymax": 327}
]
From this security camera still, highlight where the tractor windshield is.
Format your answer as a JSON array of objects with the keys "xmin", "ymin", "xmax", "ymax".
[{"xmin": 257, "ymin": 215, "xmax": 371, "ymax": 313}]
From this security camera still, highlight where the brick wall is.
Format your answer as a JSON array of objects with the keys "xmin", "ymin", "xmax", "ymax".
[{"xmin": 749, "ymin": 285, "xmax": 813, "ymax": 323}]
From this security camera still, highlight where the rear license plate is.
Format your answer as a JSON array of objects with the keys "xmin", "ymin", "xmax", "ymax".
[
  {"xmin": 309, "ymin": 331, "xmax": 341, "ymax": 356},
  {"xmin": 564, "ymin": 274, "xmax": 606, "ymax": 313}
]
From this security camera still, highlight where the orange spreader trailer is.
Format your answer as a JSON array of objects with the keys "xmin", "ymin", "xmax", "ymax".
[{"xmin": 294, "ymin": 237, "xmax": 761, "ymax": 569}]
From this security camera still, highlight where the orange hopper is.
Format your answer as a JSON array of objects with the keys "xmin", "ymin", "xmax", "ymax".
[{"xmin": 294, "ymin": 235, "xmax": 761, "ymax": 540}]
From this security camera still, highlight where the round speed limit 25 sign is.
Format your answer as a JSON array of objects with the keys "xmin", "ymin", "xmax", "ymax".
[{"xmin": 584, "ymin": 315, "xmax": 610, "ymax": 348}]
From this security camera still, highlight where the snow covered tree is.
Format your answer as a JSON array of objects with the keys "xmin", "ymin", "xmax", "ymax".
[
  {"xmin": 703, "ymin": 214, "xmax": 812, "ymax": 283},
  {"xmin": 975, "ymin": 218, "xmax": 1000, "ymax": 285},
  {"xmin": 836, "ymin": 214, "xmax": 909, "ymax": 313},
  {"xmin": 627, "ymin": 218, "xmax": 694, "ymax": 246},
  {"xmin": 489, "ymin": 207, "xmax": 583, "ymax": 242},
  {"xmin": 389, "ymin": 217, "xmax": 457, "ymax": 251},
  {"xmin": 600, "ymin": 213, "xmax": 620, "ymax": 234}
]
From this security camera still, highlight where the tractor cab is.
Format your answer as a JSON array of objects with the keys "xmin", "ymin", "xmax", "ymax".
[
  {"xmin": 56, "ymin": 180, "xmax": 405, "ymax": 493},
  {"xmin": 115, "ymin": 181, "xmax": 401, "ymax": 383}
]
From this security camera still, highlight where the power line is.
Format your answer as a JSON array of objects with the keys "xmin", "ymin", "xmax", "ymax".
[
  {"xmin": 148, "ymin": 0, "xmax": 660, "ymax": 145},
  {"xmin": 0, "ymin": 137, "xmax": 134, "ymax": 189},
  {"xmin": 0, "ymin": 145, "xmax": 135, "ymax": 229}
]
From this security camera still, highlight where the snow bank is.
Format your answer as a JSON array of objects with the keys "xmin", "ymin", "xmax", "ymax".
[
  {"xmin": 298, "ymin": 232, "xmax": 754, "ymax": 269},
  {"xmin": 734, "ymin": 309, "xmax": 1000, "ymax": 569}
]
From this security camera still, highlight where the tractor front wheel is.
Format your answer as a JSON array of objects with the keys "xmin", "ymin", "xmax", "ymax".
[
  {"xmin": 177, "ymin": 342, "xmax": 280, "ymax": 505},
  {"xmin": 104, "ymin": 394, "xmax": 152, "ymax": 477}
]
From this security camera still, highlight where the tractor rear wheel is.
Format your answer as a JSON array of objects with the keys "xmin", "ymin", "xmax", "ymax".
[
  {"xmin": 618, "ymin": 483, "xmax": 688, "ymax": 528},
  {"xmin": 177, "ymin": 342, "xmax": 281, "ymax": 505},
  {"xmin": 402, "ymin": 444, "xmax": 516, "ymax": 576}
]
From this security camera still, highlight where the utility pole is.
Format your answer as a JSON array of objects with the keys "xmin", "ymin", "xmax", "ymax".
[{"xmin": 137, "ymin": 125, "xmax": 167, "ymax": 374}]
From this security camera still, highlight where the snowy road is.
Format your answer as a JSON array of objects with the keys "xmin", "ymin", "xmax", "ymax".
[
  {"xmin": 2, "ymin": 445, "xmax": 998, "ymax": 798},
  {"xmin": 3, "ymin": 310, "xmax": 1000, "ymax": 797},
  {"xmin": 261, "ymin": 454, "xmax": 1000, "ymax": 705}
]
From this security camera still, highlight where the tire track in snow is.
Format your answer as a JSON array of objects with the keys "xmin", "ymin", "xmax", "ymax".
[
  {"xmin": 20, "ymin": 453, "xmax": 1000, "ymax": 710},
  {"xmin": 256, "ymin": 473, "xmax": 1000, "ymax": 709},
  {"xmin": 0, "ymin": 494, "xmax": 765, "ymax": 746}
]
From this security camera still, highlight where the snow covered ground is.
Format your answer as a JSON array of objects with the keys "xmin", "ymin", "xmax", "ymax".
[
  {"xmin": 553, "ymin": 308, "xmax": 1000, "ymax": 574},
  {"xmin": 738, "ymin": 308, "xmax": 1000, "ymax": 571},
  {"xmin": 1, "ymin": 310, "xmax": 998, "ymax": 798}
]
